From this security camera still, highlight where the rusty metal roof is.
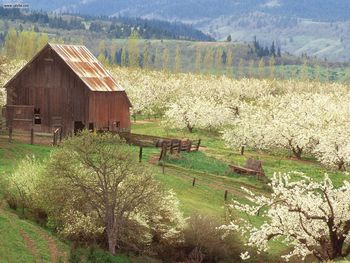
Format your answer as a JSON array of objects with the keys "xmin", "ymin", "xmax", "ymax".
[{"xmin": 49, "ymin": 43, "xmax": 124, "ymax": 92}]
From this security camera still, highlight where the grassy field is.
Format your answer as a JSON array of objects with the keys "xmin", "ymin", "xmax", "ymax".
[
  {"xmin": 1, "ymin": 119, "xmax": 349, "ymax": 262},
  {"xmin": 0, "ymin": 142, "xmax": 70, "ymax": 262}
]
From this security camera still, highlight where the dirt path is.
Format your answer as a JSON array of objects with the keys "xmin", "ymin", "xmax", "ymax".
[
  {"xmin": 19, "ymin": 229, "xmax": 40, "ymax": 262},
  {"xmin": 38, "ymin": 229, "xmax": 67, "ymax": 263}
]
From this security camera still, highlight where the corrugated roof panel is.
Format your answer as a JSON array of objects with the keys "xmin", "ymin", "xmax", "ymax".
[{"xmin": 49, "ymin": 43, "xmax": 123, "ymax": 92}]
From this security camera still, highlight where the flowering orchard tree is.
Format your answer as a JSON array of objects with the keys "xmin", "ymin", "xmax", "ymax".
[
  {"xmin": 313, "ymin": 124, "xmax": 350, "ymax": 170},
  {"xmin": 223, "ymin": 93, "xmax": 350, "ymax": 160},
  {"xmin": 0, "ymin": 59, "xmax": 27, "ymax": 105},
  {"xmin": 164, "ymin": 96, "xmax": 233, "ymax": 132},
  {"xmin": 221, "ymin": 173, "xmax": 350, "ymax": 261}
]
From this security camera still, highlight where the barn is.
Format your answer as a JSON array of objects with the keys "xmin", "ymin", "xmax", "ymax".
[{"xmin": 3, "ymin": 43, "xmax": 131, "ymax": 136}]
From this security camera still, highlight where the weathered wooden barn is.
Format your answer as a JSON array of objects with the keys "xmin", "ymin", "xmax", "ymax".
[{"xmin": 3, "ymin": 43, "xmax": 131, "ymax": 136}]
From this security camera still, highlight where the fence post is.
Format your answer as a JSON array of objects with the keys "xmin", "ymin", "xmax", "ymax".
[
  {"xmin": 178, "ymin": 141, "xmax": 182, "ymax": 153},
  {"xmin": 187, "ymin": 140, "xmax": 192, "ymax": 152},
  {"xmin": 9, "ymin": 127, "xmax": 13, "ymax": 142},
  {"xmin": 224, "ymin": 190, "xmax": 228, "ymax": 201},
  {"xmin": 53, "ymin": 132, "xmax": 57, "ymax": 146},
  {"xmin": 59, "ymin": 128, "xmax": 63, "ymax": 142},
  {"xmin": 192, "ymin": 177, "xmax": 196, "ymax": 187},
  {"xmin": 30, "ymin": 128, "xmax": 34, "ymax": 145},
  {"xmin": 139, "ymin": 146, "xmax": 143, "ymax": 162},
  {"xmin": 196, "ymin": 139, "xmax": 201, "ymax": 151},
  {"xmin": 170, "ymin": 140, "xmax": 174, "ymax": 154}
]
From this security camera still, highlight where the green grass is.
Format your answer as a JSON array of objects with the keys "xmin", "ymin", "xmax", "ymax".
[
  {"xmin": 132, "ymin": 119, "xmax": 350, "ymax": 262},
  {"xmin": 2, "ymin": 120, "xmax": 350, "ymax": 262},
  {"xmin": 0, "ymin": 207, "xmax": 69, "ymax": 263}
]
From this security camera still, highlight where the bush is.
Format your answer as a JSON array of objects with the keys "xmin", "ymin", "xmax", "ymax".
[
  {"xmin": 69, "ymin": 247, "xmax": 131, "ymax": 263},
  {"xmin": 183, "ymin": 214, "xmax": 242, "ymax": 263}
]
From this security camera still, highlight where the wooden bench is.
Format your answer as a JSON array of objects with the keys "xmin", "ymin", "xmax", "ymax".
[{"xmin": 228, "ymin": 158, "xmax": 266, "ymax": 179}]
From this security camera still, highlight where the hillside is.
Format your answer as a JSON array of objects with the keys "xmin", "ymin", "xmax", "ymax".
[
  {"xmin": 24, "ymin": 0, "xmax": 350, "ymax": 21},
  {"xmin": 0, "ymin": 7, "xmax": 213, "ymax": 42},
  {"xmin": 21, "ymin": 0, "xmax": 350, "ymax": 61}
]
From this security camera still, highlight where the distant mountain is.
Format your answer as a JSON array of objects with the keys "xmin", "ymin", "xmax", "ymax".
[
  {"xmin": 21, "ymin": 0, "xmax": 350, "ymax": 21},
  {"xmin": 5, "ymin": 0, "xmax": 350, "ymax": 61}
]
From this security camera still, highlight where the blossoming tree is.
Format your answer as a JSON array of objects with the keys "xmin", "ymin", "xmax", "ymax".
[{"xmin": 221, "ymin": 173, "xmax": 350, "ymax": 261}]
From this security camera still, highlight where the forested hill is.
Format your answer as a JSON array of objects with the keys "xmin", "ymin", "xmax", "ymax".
[
  {"xmin": 23, "ymin": 0, "xmax": 350, "ymax": 21},
  {"xmin": 0, "ymin": 7, "xmax": 213, "ymax": 41}
]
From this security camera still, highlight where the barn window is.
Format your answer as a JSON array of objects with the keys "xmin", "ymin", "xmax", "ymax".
[{"xmin": 34, "ymin": 108, "xmax": 41, "ymax": 125}]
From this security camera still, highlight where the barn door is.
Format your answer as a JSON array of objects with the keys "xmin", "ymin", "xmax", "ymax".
[{"xmin": 74, "ymin": 121, "xmax": 85, "ymax": 134}]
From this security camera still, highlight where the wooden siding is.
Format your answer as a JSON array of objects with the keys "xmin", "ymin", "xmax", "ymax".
[{"xmin": 88, "ymin": 91, "xmax": 131, "ymax": 131}]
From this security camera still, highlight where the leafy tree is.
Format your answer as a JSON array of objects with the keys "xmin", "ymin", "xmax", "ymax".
[
  {"xmin": 203, "ymin": 48, "xmax": 214, "ymax": 74},
  {"xmin": 238, "ymin": 58, "xmax": 244, "ymax": 78},
  {"xmin": 174, "ymin": 45, "xmax": 182, "ymax": 73},
  {"xmin": 226, "ymin": 35, "xmax": 232, "ymax": 42},
  {"xmin": 109, "ymin": 40, "xmax": 118, "ymax": 65},
  {"xmin": 121, "ymin": 48, "xmax": 128, "ymax": 67},
  {"xmin": 127, "ymin": 31, "xmax": 140, "ymax": 68},
  {"xmin": 154, "ymin": 48, "xmax": 161, "ymax": 70},
  {"xmin": 225, "ymin": 49, "xmax": 233, "ymax": 77},
  {"xmin": 162, "ymin": 48, "xmax": 169, "ymax": 72},
  {"xmin": 269, "ymin": 56, "xmax": 276, "ymax": 79},
  {"xmin": 248, "ymin": 60, "xmax": 255, "ymax": 78},
  {"xmin": 194, "ymin": 47, "xmax": 201, "ymax": 73},
  {"xmin": 4, "ymin": 29, "xmax": 18, "ymax": 59},
  {"xmin": 215, "ymin": 47, "xmax": 223, "ymax": 72},
  {"xmin": 39, "ymin": 131, "xmax": 184, "ymax": 254},
  {"xmin": 258, "ymin": 58, "xmax": 265, "ymax": 79},
  {"xmin": 143, "ymin": 43, "xmax": 151, "ymax": 70}
]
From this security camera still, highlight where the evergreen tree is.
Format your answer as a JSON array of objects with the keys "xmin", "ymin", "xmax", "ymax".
[
  {"xmin": 270, "ymin": 41, "xmax": 276, "ymax": 57},
  {"xmin": 226, "ymin": 35, "xmax": 232, "ymax": 42}
]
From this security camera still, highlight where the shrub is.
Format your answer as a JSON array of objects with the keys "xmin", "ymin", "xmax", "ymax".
[
  {"xmin": 183, "ymin": 214, "xmax": 242, "ymax": 263},
  {"xmin": 69, "ymin": 247, "xmax": 131, "ymax": 263}
]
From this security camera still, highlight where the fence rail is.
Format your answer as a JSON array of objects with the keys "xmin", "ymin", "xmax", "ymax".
[{"xmin": 4, "ymin": 127, "xmax": 62, "ymax": 146}]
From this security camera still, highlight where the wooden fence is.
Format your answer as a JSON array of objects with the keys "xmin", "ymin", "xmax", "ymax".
[
  {"xmin": 159, "ymin": 139, "xmax": 201, "ymax": 161},
  {"xmin": 3, "ymin": 127, "xmax": 62, "ymax": 146},
  {"xmin": 120, "ymin": 133, "xmax": 201, "ymax": 163}
]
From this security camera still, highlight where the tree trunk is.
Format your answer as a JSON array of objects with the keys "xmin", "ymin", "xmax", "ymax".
[
  {"xmin": 240, "ymin": 146, "xmax": 245, "ymax": 155},
  {"xmin": 187, "ymin": 124, "xmax": 193, "ymax": 133},
  {"xmin": 106, "ymin": 225, "xmax": 117, "ymax": 254},
  {"xmin": 292, "ymin": 146, "xmax": 303, "ymax": 159},
  {"xmin": 106, "ymin": 212, "xmax": 117, "ymax": 254}
]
